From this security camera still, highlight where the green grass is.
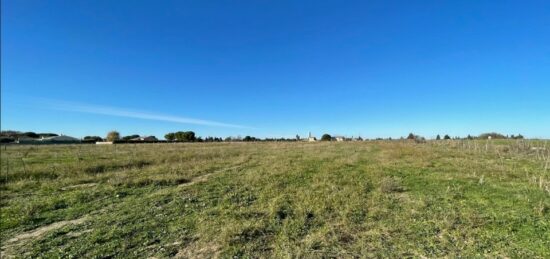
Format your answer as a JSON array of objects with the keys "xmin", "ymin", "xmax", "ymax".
[{"xmin": 1, "ymin": 140, "xmax": 549, "ymax": 258}]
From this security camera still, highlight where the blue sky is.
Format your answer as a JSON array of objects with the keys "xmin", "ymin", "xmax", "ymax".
[{"xmin": 2, "ymin": 0, "xmax": 549, "ymax": 139}]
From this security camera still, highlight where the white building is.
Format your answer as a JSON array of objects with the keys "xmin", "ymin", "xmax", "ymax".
[{"xmin": 307, "ymin": 132, "xmax": 316, "ymax": 142}]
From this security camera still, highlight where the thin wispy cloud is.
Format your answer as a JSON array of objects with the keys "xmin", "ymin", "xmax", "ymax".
[{"xmin": 40, "ymin": 99, "xmax": 250, "ymax": 129}]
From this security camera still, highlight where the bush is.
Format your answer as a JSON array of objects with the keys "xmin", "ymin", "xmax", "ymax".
[
  {"xmin": 415, "ymin": 137, "xmax": 427, "ymax": 143},
  {"xmin": 83, "ymin": 136, "xmax": 103, "ymax": 143},
  {"xmin": 23, "ymin": 132, "xmax": 39, "ymax": 138},
  {"xmin": 243, "ymin": 136, "xmax": 259, "ymax": 142},
  {"xmin": 0, "ymin": 137, "xmax": 15, "ymax": 143}
]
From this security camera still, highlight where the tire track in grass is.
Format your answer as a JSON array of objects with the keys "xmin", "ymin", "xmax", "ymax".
[
  {"xmin": 1, "ymin": 217, "xmax": 89, "ymax": 258},
  {"xmin": 2, "ymin": 158, "xmax": 252, "ymax": 257},
  {"xmin": 177, "ymin": 160, "xmax": 251, "ymax": 188}
]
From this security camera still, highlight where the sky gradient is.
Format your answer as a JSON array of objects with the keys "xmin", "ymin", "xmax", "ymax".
[{"xmin": 2, "ymin": 0, "xmax": 550, "ymax": 139}]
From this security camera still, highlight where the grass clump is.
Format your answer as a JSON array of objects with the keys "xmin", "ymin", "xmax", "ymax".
[{"xmin": 380, "ymin": 176, "xmax": 404, "ymax": 193}]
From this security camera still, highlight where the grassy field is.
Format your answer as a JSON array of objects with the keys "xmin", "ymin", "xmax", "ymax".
[{"xmin": 1, "ymin": 140, "xmax": 549, "ymax": 258}]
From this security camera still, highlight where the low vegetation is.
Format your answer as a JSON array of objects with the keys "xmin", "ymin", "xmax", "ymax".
[{"xmin": 1, "ymin": 140, "xmax": 549, "ymax": 258}]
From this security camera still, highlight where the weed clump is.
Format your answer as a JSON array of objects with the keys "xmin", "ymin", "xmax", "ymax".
[
  {"xmin": 380, "ymin": 177, "xmax": 404, "ymax": 193},
  {"xmin": 270, "ymin": 198, "xmax": 293, "ymax": 223}
]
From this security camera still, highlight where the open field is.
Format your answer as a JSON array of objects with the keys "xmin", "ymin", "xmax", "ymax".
[{"xmin": 1, "ymin": 140, "xmax": 549, "ymax": 258}]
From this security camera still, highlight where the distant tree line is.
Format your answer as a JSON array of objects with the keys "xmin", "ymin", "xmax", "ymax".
[
  {"xmin": 1, "ymin": 130, "xmax": 529, "ymax": 144},
  {"xmin": 414, "ymin": 132, "xmax": 525, "ymax": 141}
]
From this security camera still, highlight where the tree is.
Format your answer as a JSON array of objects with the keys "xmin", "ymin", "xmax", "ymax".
[
  {"xmin": 165, "ymin": 133, "xmax": 176, "ymax": 141},
  {"xmin": 23, "ymin": 132, "xmax": 39, "ymax": 138},
  {"xmin": 407, "ymin": 133, "xmax": 415, "ymax": 140},
  {"xmin": 436, "ymin": 134, "xmax": 441, "ymax": 140},
  {"xmin": 106, "ymin": 131, "xmax": 120, "ymax": 142},
  {"xmin": 0, "ymin": 137, "xmax": 15, "ymax": 143},
  {"xmin": 516, "ymin": 134, "xmax": 524, "ymax": 139},
  {"xmin": 83, "ymin": 136, "xmax": 103, "ymax": 142},
  {"xmin": 321, "ymin": 134, "xmax": 332, "ymax": 141},
  {"xmin": 444, "ymin": 134, "xmax": 451, "ymax": 140},
  {"xmin": 510, "ymin": 134, "xmax": 524, "ymax": 139},
  {"xmin": 170, "ymin": 131, "xmax": 196, "ymax": 142}
]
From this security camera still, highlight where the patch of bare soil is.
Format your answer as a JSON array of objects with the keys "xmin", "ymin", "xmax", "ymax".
[
  {"xmin": 61, "ymin": 183, "xmax": 97, "ymax": 190},
  {"xmin": 177, "ymin": 163, "xmax": 247, "ymax": 188},
  {"xmin": 178, "ymin": 174, "xmax": 211, "ymax": 187},
  {"xmin": 174, "ymin": 242, "xmax": 221, "ymax": 259},
  {"xmin": 1, "ymin": 216, "xmax": 89, "ymax": 257}
]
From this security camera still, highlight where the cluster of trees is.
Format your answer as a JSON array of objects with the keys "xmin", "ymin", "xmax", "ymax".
[
  {"xmin": 83, "ymin": 133, "xmax": 128, "ymax": 143},
  {"xmin": 96, "ymin": 131, "xmax": 160, "ymax": 143},
  {"xmin": 242, "ymin": 136, "xmax": 260, "ymax": 142},
  {"xmin": 262, "ymin": 138, "xmax": 300, "ymax": 142},
  {"xmin": 321, "ymin": 134, "xmax": 332, "ymax": 141},
  {"xmin": 164, "ymin": 131, "xmax": 196, "ymax": 142},
  {"xmin": 317, "ymin": 134, "xmax": 363, "ymax": 141},
  {"xmin": 431, "ymin": 132, "xmax": 524, "ymax": 140},
  {"xmin": 226, "ymin": 136, "xmax": 299, "ymax": 142},
  {"xmin": 478, "ymin": 132, "xmax": 524, "ymax": 140},
  {"xmin": 203, "ymin": 136, "xmax": 224, "ymax": 142},
  {"xmin": 83, "ymin": 136, "xmax": 103, "ymax": 142}
]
